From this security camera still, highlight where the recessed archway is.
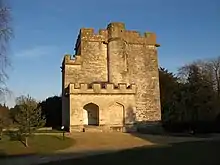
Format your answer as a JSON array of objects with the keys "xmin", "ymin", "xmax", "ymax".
[
  {"xmin": 108, "ymin": 102, "xmax": 124, "ymax": 125},
  {"xmin": 83, "ymin": 103, "xmax": 99, "ymax": 126}
]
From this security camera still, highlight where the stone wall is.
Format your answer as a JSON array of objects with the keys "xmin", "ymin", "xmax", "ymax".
[
  {"xmin": 126, "ymin": 44, "xmax": 161, "ymax": 122},
  {"xmin": 69, "ymin": 93, "xmax": 136, "ymax": 126},
  {"xmin": 61, "ymin": 22, "xmax": 161, "ymax": 131},
  {"xmin": 68, "ymin": 83, "xmax": 136, "ymax": 127},
  {"xmin": 62, "ymin": 42, "xmax": 108, "ymax": 88},
  {"xmin": 105, "ymin": 22, "xmax": 161, "ymax": 122}
]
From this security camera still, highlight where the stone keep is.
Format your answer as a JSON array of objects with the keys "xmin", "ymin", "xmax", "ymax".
[{"xmin": 61, "ymin": 22, "xmax": 161, "ymax": 132}]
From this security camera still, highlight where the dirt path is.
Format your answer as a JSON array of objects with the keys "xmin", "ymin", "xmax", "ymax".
[{"xmin": 1, "ymin": 132, "xmax": 220, "ymax": 165}]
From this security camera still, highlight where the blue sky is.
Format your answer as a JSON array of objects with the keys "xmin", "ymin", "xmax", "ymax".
[{"xmin": 4, "ymin": 0, "xmax": 220, "ymax": 107}]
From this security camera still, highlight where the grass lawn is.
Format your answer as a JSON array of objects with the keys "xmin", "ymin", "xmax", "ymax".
[
  {"xmin": 3, "ymin": 129, "xmax": 65, "ymax": 134},
  {"xmin": 41, "ymin": 139, "xmax": 220, "ymax": 165},
  {"xmin": 35, "ymin": 130, "xmax": 64, "ymax": 133},
  {"xmin": 0, "ymin": 135, "xmax": 74, "ymax": 156}
]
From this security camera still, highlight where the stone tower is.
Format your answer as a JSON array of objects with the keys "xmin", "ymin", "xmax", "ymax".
[{"xmin": 61, "ymin": 22, "xmax": 161, "ymax": 132}]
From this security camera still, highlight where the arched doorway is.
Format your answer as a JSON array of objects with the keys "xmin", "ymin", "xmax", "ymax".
[{"xmin": 83, "ymin": 103, "xmax": 99, "ymax": 126}]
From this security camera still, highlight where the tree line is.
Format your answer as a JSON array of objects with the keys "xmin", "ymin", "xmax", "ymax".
[
  {"xmin": 1, "ymin": 95, "xmax": 62, "ymax": 129},
  {"xmin": 0, "ymin": 56, "xmax": 220, "ymax": 139},
  {"xmin": 0, "ymin": 95, "xmax": 61, "ymax": 146},
  {"xmin": 160, "ymin": 56, "xmax": 220, "ymax": 133}
]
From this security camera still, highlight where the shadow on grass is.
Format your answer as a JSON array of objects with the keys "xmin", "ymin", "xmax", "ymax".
[
  {"xmin": 125, "ymin": 121, "xmax": 219, "ymax": 145},
  {"xmin": 0, "ymin": 150, "xmax": 6, "ymax": 158},
  {"xmin": 126, "ymin": 122, "xmax": 220, "ymax": 146},
  {"xmin": 0, "ymin": 140, "xmax": 219, "ymax": 165},
  {"xmin": 3, "ymin": 130, "xmax": 29, "ymax": 147},
  {"xmin": 5, "ymin": 130, "xmax": 20, "ymax": 141},
  {"xmin": 40, "ymin": 140, "xmax": 220, "ymax": 165}
]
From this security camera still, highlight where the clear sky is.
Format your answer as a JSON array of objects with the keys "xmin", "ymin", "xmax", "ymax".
[{"xmin": 4, "ymin": 0, "xmax": 220, "ymax": 107}]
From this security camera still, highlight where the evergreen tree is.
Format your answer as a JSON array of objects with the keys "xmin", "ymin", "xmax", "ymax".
[{"xmin": 14, "ymin": 95, "xmax": 45, "ymax": 147}]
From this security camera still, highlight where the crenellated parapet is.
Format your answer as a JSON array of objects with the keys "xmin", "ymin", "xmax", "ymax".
[
  {"xmin": 74, "ymin": 22, "xmax": 160, "ymax": 47},
  {"xmin": 107, "ymin": 22, "xmax": 159, "ymax": 46},
  {"xmin": 124, "ymin": 31, "xmax": 159, "ymax": 45},
  {"xmin": 74, "ymin": 28, "xmax": 108, "ymax": 53},
  {"xmin": 62, "ymin": 54, "xmax": 82, "ymax": 66},
  {"xmin": 77, "ymin": 28, "xmax": 108, "ymax": 43},
  {"xmin": 68, "ymin": 83, "xmax": 136, "ymax": 94}
]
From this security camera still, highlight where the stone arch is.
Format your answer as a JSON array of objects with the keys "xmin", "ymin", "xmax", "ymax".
[
  {"xmin": 108, "ymin": 102, "xmax": 124, "ymax": 125},
  {"xmin": 83, "ymin": 103, "xmax": 99, "ymax": 126},
  {"xmin": 106, "ymin": 101, "xmax": 125, "ymax": 109}
]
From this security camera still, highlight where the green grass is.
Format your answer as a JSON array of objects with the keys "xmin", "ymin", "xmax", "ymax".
[
  {"xmin": 35, "ymin": 130, "xmax": 64, "ymax": 133},
  {"xmin": 41, "ymin": 140, "xmax": 220, "ymax": 165},
  {"xmin": 3, "ymin": 129, "xmax": 65, "ymax": 134},
  {"xmin": 0, "ymin": 135, "xmax": 74, "ymax": 156}
]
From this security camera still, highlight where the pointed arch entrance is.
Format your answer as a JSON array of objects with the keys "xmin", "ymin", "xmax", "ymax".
[{"xmin": 83, "ymin": 103, "xmax": 99, "ymax": 126}]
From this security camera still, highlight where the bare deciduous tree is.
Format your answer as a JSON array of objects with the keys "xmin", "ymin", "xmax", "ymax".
[
  {"xmin": 177, "ymin": 57, "xmax": 220, "ymax": 120},
  {"xmin": 177, "ymin": 57, "xmax": 220, "ymax": 92},
  {"xmin": 0, "ymin": 0, "xmax": 13, "ymax": 100},
  {"xmin": 207, "ymin": 56, "xmax": 220, "ymax": 98}
]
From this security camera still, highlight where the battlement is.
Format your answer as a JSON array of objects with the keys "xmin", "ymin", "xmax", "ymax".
[
  {"xmin": 63, "ymin": 54, "xmax": 81, "ymax": 65},
  {"xmin": 68, "ymin": 83, "xmax": 136, "ymax": 94},
  {"xmin": 79, "ymin": 28, "xmax": 108, "ymax": 42},
  {"xmin": 74, "ymin": 22, "xmax": 159, "ymax": 46},
  {"xmin": 122, "ymin": 31, "xmax": 159, "ymax": 45},
  {"xmin": 107, "ymin": 22, "xmax": 126, "ymax": 29}
]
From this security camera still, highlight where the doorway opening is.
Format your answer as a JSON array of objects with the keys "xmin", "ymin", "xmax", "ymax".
[{"xmin": 83, "ymin": 103, "xmax": 99, "ymax": 126}]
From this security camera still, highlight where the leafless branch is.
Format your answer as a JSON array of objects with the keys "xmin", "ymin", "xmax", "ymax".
[{"xmin": 0, "ymin": 0, "xmax": 13, "ymax": 100}]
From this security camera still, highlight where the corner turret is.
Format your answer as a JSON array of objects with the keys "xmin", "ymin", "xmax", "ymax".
[{"xmin": 107, "ymin": 22, "xmax": 125, "ymax": 39}]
